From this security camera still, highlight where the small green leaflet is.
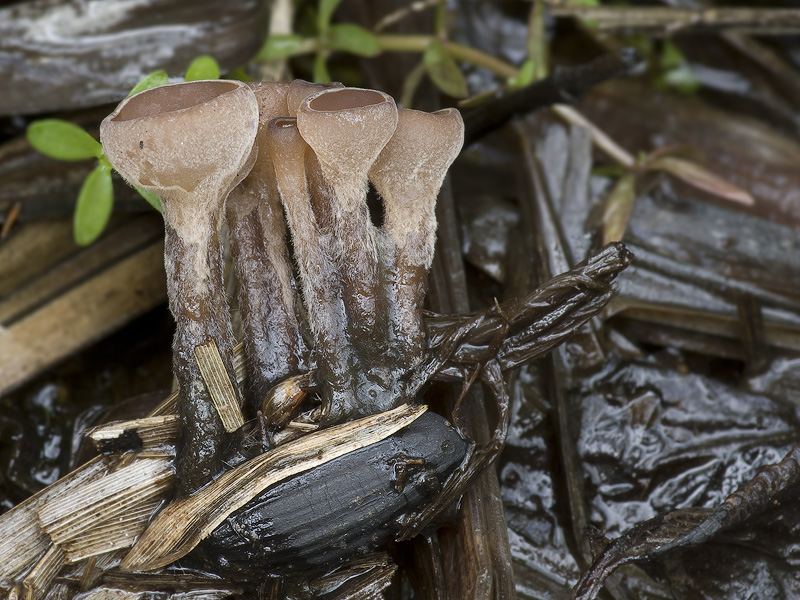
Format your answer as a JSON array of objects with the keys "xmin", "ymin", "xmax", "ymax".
[
  {"xmin": 74, "ymin": 164, "xmax": 114, "ymax": 246},
  {"xmin": 507, "ymin": 59, "xmax": 536, "ymax": 89},
  {"xmin": 257, "ymin": 34, "xmax": 304, "ymax": 60},
  {"xmin": 135, "ymin": 186, "xmax": 163, "ymax": 213},
  {"xmin": 128, "ymin": 71, "xmax": 169, "ymax": 96},
  {"xmin": 327, "ymin": 24, "xmax": 380, "ymax": 57},
  {"xmin": 27, "ymin": 120, "xmax": 103, "ymax": 161},
  {"xmin": 318, "ymin": 0, "xmax": 344, "ymax": 34},
  {"xmin": 314, "ymin": 52, "xmax": 331, "ymax": 83},
  {"xmin": 423, "ymin": 42, "xmax": 467, "ymax": 98},
  {"xmin": 185, "ymin": 56, "xmax": 220, "ymax": 81}
]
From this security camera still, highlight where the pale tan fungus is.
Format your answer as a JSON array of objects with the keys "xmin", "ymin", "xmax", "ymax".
[
  {"xmin": 226, "ymin": 82, "xmax": 308, "ymax": 410},
  {"xmin": 296, "ymin": 88, "xmax": 398, "ymax": 348},
  {"xmin": 100, "ymin": 80, "xmax": 259, "ymax": 497},
  {"xmin": 369, "ymin": 107, "xmax": 464, "ymax": 364}
]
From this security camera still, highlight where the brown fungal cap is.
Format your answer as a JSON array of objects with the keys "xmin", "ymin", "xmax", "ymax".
[
  {"xmin": 246, "ymin": 81, "xmax": 290, "ymax": 127},
  {"xmin": 296, "ymin": 87, "xmax": 397, "ymax": 208},
  {"xmin": 100, "ymin": 80, "xmax": 259, "ymax": 200},
  {"xmin": 286, "ymin": 80, "xmax": 344, "ymax": 117},
  {"xmin": 111, "ymin": 80, "xmax": 243, "ymax": 121}
]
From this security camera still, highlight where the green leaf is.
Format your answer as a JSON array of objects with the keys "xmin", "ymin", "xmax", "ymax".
[
  {"xmin": 659, "ymin": 64, "xmax": 700, "ymax": 94},
  {"xmin": 227, "ymin": 67, "xmax": 252, "ymax": 82},
  {"xmin": 129, "ymin": 70, "xmax": 169, "ymax": 96},
  {"xmin": 400, "ymin": 61, "xmax": 427, "ymax": 108},
  {"xmin": 326, "ymin": 24, "xmax": 380, "ymax": 57},
  {"xmin": 27, "ymin": 120, "xmax": 103, "ymax": 161},
  {"xmin": 313, "ymin": 52, "xmax": 331, "ymax": 83},
  {"xmin": 423, "ymin": 42, "xmax": 467, "ymax": 98},
  {"xmin": 74, "ymin": 165, "xmax": 114, "ymax": 246},
  {"xmin": 134, "ymin": 186, "xmax": 163, "ymax": 212},
  {"xmin": 185, "ymin": 55, "xmax": 220, "ymax": 81},
  {"xmin": 256, "ymin": 34, "xmax": 305, "ymax": 60},
  {"xmin": 318, "ymin": 0, "xmax": 343, "ymax": 34},
  {"xmin": 660, "ymin": 40, "xmax": 686, "ymax": 70},
  {"xmin": 507, "ymin": 59, "xmax": 536, "ymax": 89}
]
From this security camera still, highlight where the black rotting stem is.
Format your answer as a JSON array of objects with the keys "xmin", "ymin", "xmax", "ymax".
[
  {"xmin": 571, "ymin": 442, "xmax": 800, "ymax": 600},
  {"xmin": 461, "ymin": 48, "xmax": 643, "ymax": 147}
]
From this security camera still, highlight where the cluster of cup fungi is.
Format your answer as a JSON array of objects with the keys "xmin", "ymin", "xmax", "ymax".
[
  {"xmin": 100, "ymin": 79, "xmax": 465, "ymax": 504},
  {"xmin": 0, "ymin": 71, "xmax": 638, "ymax": 598}
]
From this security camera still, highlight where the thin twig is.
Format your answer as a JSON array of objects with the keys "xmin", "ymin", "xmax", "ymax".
[{"xmin": 548, "ymin": 6, "xmax": 800, "ymax": 35}]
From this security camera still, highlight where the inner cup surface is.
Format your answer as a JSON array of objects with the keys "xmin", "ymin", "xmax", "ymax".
[
  {"xmin": 309, "ymin": 89, "xmax": 385, "ymax": 112},
  {"xmin": 113, "ymin": 81, "xmax": 241, "ymax": 122}
]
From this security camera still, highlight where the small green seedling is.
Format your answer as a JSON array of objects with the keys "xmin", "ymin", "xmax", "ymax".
[{"xmin": 26, "ymin": 55, "xmax": 221, "ymax": 246}]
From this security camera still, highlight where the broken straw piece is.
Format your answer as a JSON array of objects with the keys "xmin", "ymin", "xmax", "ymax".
[{"xmin": 195, "ymin": 340, "xmax": 245, "ymax": 433}]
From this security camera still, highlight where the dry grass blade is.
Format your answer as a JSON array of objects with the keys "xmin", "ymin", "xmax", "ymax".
[
  {"xmin": 0, "ymin": 458, "xmax": 107, "ymax": 581},
  {"xmin": 194, "ymin": 340, "xmax": 244, "ymax": 433},
  {"xmin": 602, "ymin": 173, "xmax": 637, "ymax": 245},
  {"xmin": 59, "ymin": 496, "xmax": 166, "ymax": 562},
  {"xmin": 645, "ymin": 155, "xmax": 755, "ymax": 206},
  {"xmin": 150, "ymin": 342, "xmax": 247, "ymax": 418},
  {"xmin": 38, "ymin": 457, "xmax": 173, "ymax": 559},
  {"xmin": 21, "ymin": 545, "xmax": 64, "ymax": 600},
  {"xmin": 87, "ymin": 415, "xmax": 179, "ymax": 453},
  {"xmin": 121, "ymin": 403, "xmax": 427, "ymax": 572}
]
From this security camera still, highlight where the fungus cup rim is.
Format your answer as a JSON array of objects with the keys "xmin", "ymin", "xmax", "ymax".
[{"xmin": 109, "ymin": 80, "xmax": 245, "ymax": 123}]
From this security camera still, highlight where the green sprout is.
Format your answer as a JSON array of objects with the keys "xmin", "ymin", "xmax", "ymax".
[
  {"xmin": 256, "ymin": 0, "xmax": 519, "ymax": 102},
  {"xmin": 25, "ymin": 55, "xmax": 221, "ymax": 246}
]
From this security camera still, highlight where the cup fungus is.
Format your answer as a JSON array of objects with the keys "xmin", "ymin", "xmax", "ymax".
[
  {"xmin": 369, "ymin": 108, "xmax": 465, "ymax": 366},
  {"xmin": 100, "ymin": 80, "xmax": 259, "ymax": 497},
  {"xmin": 287, "ymin": 80, "xmax": 343, "ymax": 232},
  {"xmin": 263, "ymin": 117, "xmax": 354, "ymax": 421},
  {"xmin": 286, "ymin": 79, "xmax": 343, "ymax": 117},
  {"xmin": 225, "ymin": 82, "xmax": 308, "ymax": 415},
  {"xmin": 296, "ymin": 88, "xmax": 399, "ymax": 348}
]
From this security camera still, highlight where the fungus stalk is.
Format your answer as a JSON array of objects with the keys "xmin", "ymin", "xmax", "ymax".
[
  {"xmin": 226, "ymin": 82, "xmax": 307, "ymax": 415},
  {"xmin": 100, "ymin": 80, "xmax": 259, "ymax": 497},
  {"xmin": 263, "ymin": 118, "xmax": 356, "ymax": 419},
  {"xmin": 369, "ymin": 108, "xmax": 464, "ymax": 366}
]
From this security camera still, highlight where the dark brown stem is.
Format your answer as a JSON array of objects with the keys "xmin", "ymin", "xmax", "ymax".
[
  {"xmin": 227, "ymin": 187, "xmax": 307, "ymax": 413},
  {"xmin": 165, "ymin": 215, "xmax": 240, "ymax": 498}
]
